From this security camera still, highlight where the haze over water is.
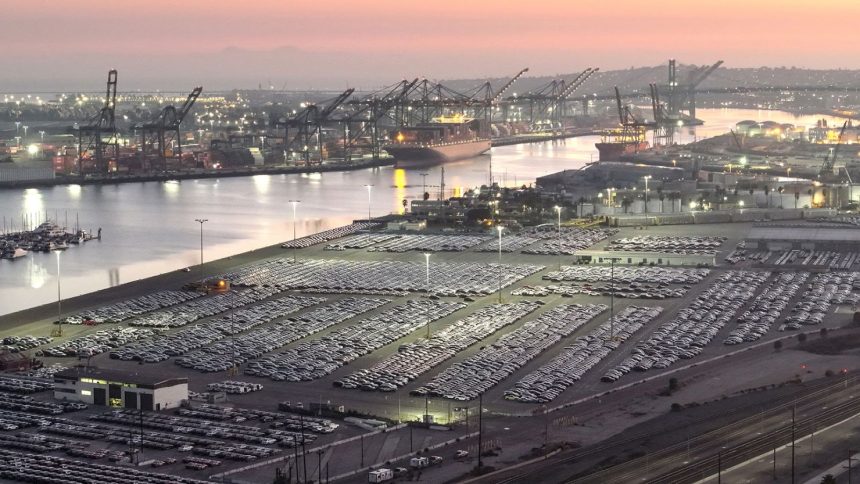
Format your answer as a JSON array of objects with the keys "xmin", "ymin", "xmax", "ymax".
[{"xmin": 0, "ymin": 108, "xmax": 847, "ymax": 316}]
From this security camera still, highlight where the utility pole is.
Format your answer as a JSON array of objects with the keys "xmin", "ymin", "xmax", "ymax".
[
  {"xmin": 791, "ymin": 406, "xmax": 796, "ymax": 484},
  {"xmin": 717, "ymin": 451, "xmax": 722, "ymax": 484},
  {"xmin": 497, "ymin": 226, "xmax": 504, "ymax": 303},
  {"xmin": 478, "ymin": 392, "xmax": 484, "ymax": 471},
  {"xmin": 289, "ymin": 200, "xmax": 300, "ymax": 263},
  {"xmin": 194, "ymin": 218, "xmax": 208, "ymax": 277}
]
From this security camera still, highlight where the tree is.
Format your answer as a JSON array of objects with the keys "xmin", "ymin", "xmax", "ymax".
[
  {"xmin": 621, "ymin": 197, "xmax": 632, "ymax": 214},
  {"xmin": 794, "ymin": 191, "xmax": 800, "ymax": 209},
  {"xmin": 820, "ymin": 474, "xmax": 837, "ymax": 484},
  {"xmin": 798, "ymin": 333, "xmax": 808, "ymax": 344},
  {"xmin": 777, "ymin": 186, "xmax": 785, "ymax": 208},
  {"xmin": 820, "ymin": 327, "xmax": 828, "ymax": 338},
  {"xmin": 774, "ymin": 340, "xmax": 783, "ymax": 352},
  {"xmin": 659, "ymin": 193, "xmax": 666, "ymax": 213},
  {"xmin": 668, "ymin": 377, "xmax": 679, "ymax": 392},
  {"xmin": 764, "ymin": 185, "xmax": 771, "ymax": 207}
]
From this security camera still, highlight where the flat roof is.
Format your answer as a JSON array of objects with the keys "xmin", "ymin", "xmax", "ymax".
[
  {"xmin": 747, "ymin": 226, "xmax": 860, "ymax": 242},
  {"xmin": 55, "ymin": 366, "xmax": 188, "ymax": 388}
]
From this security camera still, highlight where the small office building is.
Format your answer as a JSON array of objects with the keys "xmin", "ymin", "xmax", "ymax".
[{"xmin": 54, "ymin": 367, "xmax": 188, "ymax": 411}]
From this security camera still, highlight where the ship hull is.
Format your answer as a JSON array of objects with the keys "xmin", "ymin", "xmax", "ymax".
[
  {"xmin": 385, "ymin": 140, "xmax": 491, "ymax": 167},
  {"xmin": 595, "ymin": 141, "xmax": 649, "ymax": 161}
]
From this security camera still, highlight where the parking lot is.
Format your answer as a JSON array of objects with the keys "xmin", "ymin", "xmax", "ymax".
[{"xmin": 2, "ymin": 220, "xmax": 858, "ymax": 481}]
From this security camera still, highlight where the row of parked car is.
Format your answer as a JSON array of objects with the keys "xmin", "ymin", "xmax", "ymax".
[
  {"xmin": 605, "ymin": 235, "xmax": 726, "ymax": 255},
  {"xmin": 128, "ymin": 287, "xmax": 282, "ymax": 329},
  {"xmin": 781, "ymin": 272, "xmax": 859, "ymax": 330},
  {"xmin": 336, "ymin": 302, "xmax": 541, "ymax": 392},
  {"xmin": 1, "ymin": 336, "xmax": 53, "ymax": 353},
  {"xmin": 0, "ymin": 449, "xmax": 209, "ymax": 484},
  {"xmin": 92, "ymin": 409, "xmax": 311, "ymax": 448},
  {"xmin": 181, "ymin": 403, "xmax": 338, "ymax": 434},
  {"xmin": 248, "ymin": 300, "xmax": 465, "ymax": 382},
  {"xmin": 38, "ymin": 327, "xmax": 158, "ymax": 358},
  {"xmin": 725, "ymin": 271, "xmax": 807, "ymax": 344},
  {"xmin": 112, "ymin": 295, "xmax": 325, "ymax": 363},
  {"xmin": 603, "ymin": 271, "xmax": 768, "ymax": 381},
  {"xmin": 772, "ymin": 249, "xmax": 859, "ymax": 270},
  {"xmin": 368, "ymin": 234, "xmax": 487, "ymax": 253},
  {"xmin": 512, "ymin": 282, "xmax": 688, "ymax": 299},
  {"xmin": 324, "ymin": 233, "xmax": 400, "ymax": 250},
  {"xmin": 413, "ymin": 304, "xmax": 607, "ymax": 401},
  {"xmin": 507, "ymin": 305, "xmax": 663, "ymax": 403},
  {"xmin": 280, "ymin": 222, "xmax": 381, "ymax": 248},
  {"xmin": 0, "ymin": 375, "xmax": 54, "ymax": 394},
  {"xmin": 0, "ymin": 392, "xmax": 86, "ymax": 415},
  {"xmin": 222, "ymin": 258, "xmax": 542, "ymax": 296},
  {"xmin": 62, "ymin": 290, "xmax": 202, "ymax": 326},
  {"xmin": 521, "ymin": 228, "xmax": 617, "ymax": 255},
  {"xmin": 179, "ymin": 297, "xmax": 389, "ymax": 373},
  {"xmin": 206, "ymin": 381, "xmax": 263, "ymax": 394},
  {"xmin": 543, "ymin": 266, "xmax": 710, "ymax": 285}
]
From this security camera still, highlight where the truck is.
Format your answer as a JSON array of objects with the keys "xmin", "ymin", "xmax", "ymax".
[
  {"xmin": 409, "ymin": 456, "xmax": 429, "ymax": 469},
  {"xmin": 368, "ymin": 468, "xmax": 393, "ymax": 482}
]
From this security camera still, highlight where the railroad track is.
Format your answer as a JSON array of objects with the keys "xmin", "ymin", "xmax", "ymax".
[
  {"xmin": 570, "ymin": 378, "xmax": 859, "ymax": 483},
  {"xmin": 492, "ymin": 377, "xmax": 856, "ymax": 484}
]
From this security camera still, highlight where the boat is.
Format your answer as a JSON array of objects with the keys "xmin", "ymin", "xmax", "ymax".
[
  {"xmin": 1, "ymin": 248, "xmax": 28, "ymax": 259},
  {"xmin": 384, "ymin": 115, "xmax": 491, "ymax": 167}
]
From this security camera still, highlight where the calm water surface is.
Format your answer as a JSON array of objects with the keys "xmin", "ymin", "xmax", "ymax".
[{"xmin": 0, "ymin": 108, "xmax": 846, "ymax": 315}]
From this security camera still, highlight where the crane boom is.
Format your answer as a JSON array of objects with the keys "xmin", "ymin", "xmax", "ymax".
[
  {"xmin": 821, "ymin": 120, "xmax": 849, "ymax": 176},
  {"xmin": 491, "ymin": 68, "xmax": 529, "ymax": 104},
  {"xmin": 558, "ymin": 68, "xmax": 598, "ymax": 101},
  {"xmin": 318, "ymin": 88, "xmax": 355, "ymax": 120}
]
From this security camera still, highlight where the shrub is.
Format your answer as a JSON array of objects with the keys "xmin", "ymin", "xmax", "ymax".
[{"xmin": 774, "ymin": 340, "xmax": 783, "ymax": 352}]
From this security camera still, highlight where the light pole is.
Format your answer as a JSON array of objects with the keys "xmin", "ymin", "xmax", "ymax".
[
  {"xmin": 643, "ymin": 175, "xmax": 652, "ymax": 213},
  {"xmin": 289, "ymin": 200, "xmax": 300, "ymax": 263},
  {"xmin": 554, "ymin": 205, "xmax": 562, "ymax": 269},
  {"xmin": 14, "ymin": 121, "xmax": 20, "ymax": 137},
  {"xmin": 424, "ymin": 253, "xmax": 431, "ymax": 338},
  {"xmin": 22, "ymin": 125, "xmax": 28, "ymax": 141},
  {"xmin": 496, "ymin": 225, "xmax": 504, "ymax": 303},
  {"xmin": 55, "ymin": 250, "xmax": 63, "ymax": 337},
  {"xmin": 607, "ymin": 256, "xmax": 622, "ymax": 340},
  {"xmin": 364, "ymin": 184, "xmax": 374, "ymax": 220},
  {"xmin": 420, "ymin": 173, "xmax": 428, "ymax": 199},
  {"xmin": 194, "ymin": 218, "xmax": 208, "ymax": 277},
  {"xmin": 39, "ymin": 131, "xmax": 45, "ymax": 143}
]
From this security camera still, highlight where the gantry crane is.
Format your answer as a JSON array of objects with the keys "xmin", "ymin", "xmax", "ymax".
[
  {"xmin": 77, "ymin": 70, "xmax": 119, "ymax": 175},
  {"xmin": 274, "ymin": 88, "xmax": 355, "ymax": 163},
  {"xmin": 137, "ymin": 86, "xmax": 203, "ymax": 171},
  {"xmin": 820, "ymin": 120, "xmax": 848, "ymax": 177}
]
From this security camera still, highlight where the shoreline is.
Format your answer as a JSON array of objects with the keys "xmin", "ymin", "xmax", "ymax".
[{"xmin": 0, "ymin": 131, "xmax": 599, "ymax": 190}]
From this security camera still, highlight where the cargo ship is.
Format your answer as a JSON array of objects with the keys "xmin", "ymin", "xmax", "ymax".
[{"xmin": 384, "ymin": 115, "xmax": 491, "ymax": 167}]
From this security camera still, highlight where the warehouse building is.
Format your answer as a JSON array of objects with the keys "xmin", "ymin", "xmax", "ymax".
[
  {"xmin": 53, "ymin": 367, "xmax": 188, "ymax": 411},
  {"xmin": 573, "ymin": 250, "xmax": 715, "ymax": 267},
  {"xmin": 745, "ymin": 226, "xmax": 860, "ymax": 251}
]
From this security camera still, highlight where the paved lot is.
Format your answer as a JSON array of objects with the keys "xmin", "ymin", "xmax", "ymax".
[{"xmin": 1, "ymin": 220, "xmax": 858, "ymax": 482}]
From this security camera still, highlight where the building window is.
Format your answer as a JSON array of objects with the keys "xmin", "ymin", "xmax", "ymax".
[
  {"xmin": 80, "ymin": 390, "xmax": 92, "ymax": 396},
  {"xmin": 55, "ymin": 388, "xmax": 76, "ymax": 394}
]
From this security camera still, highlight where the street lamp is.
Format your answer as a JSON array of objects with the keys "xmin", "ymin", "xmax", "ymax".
[
  {"xmin": 289, "ymin": 200, "xmax": 300, "ymax": 263},
  {"xmin": 194, "ymin": 218, "xmax": 208, "ymax": 277},
  {"xmin": 364, "ymin": 184, "xmax": 374, "ymax": 220},
  {"xmin": 554, "ymin": 205, "xmax": 562, "ymax": 269},
  {"xmin": 54, "ymin": 250, "xmax": 63, "ymax": 337},
  {"xmin": 424, "ymin": 253, "xmax": 432, "ymax": 338},
  {"xmin": 39, "ymin": 131, "xmax": 45, "ymax": 143},
  {"xmin": 643, "ymin": 176, "xmax": 652, "ymax": 213},
  {"xmin": 496, "ymin": 226, "xmax": 504, "ymax": 303},
  {"xmin": 420, "ymin": 173, "xmax": 429, "ymax": 200},
  {"xmin": 22, "ymin": 125, "xmax": 28, "ymax": 141}
]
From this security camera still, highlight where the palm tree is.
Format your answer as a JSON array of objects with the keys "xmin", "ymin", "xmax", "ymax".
[
  {"xmin": 764, "ymin": 185, "xmax": 771, "ymax": 208},
  {"xmin": 659, "ymin": 193, "xmax": 666, "ymax": 213},
  {"xmin": 777, "ymin": 186, "xmax": 785, "ymax": 208},
  {"xmin": 794, "ymin": 191, "xmax": 800, "ymax": 209}
]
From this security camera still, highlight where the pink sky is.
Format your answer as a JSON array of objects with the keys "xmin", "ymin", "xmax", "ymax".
[{"xmin": 2, "ymin": 0, "xmax": 858, "ymax": 89}]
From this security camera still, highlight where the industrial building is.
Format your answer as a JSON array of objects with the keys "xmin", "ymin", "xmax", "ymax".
[
  {"xmin": 573, "ymin": 250, "xmax": 715, "ymax": 267},
  {"xmin": 53, "ymin": 367, "xmax": 188, "ymax": 411},
  {"xmin": 745, "ymin": 226, "xmax": 860, "ymax": 251}
]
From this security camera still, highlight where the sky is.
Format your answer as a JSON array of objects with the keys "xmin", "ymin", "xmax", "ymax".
[{"xmin": 2, "ymin": 0, "xmax": 859, "ymax": 91}]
